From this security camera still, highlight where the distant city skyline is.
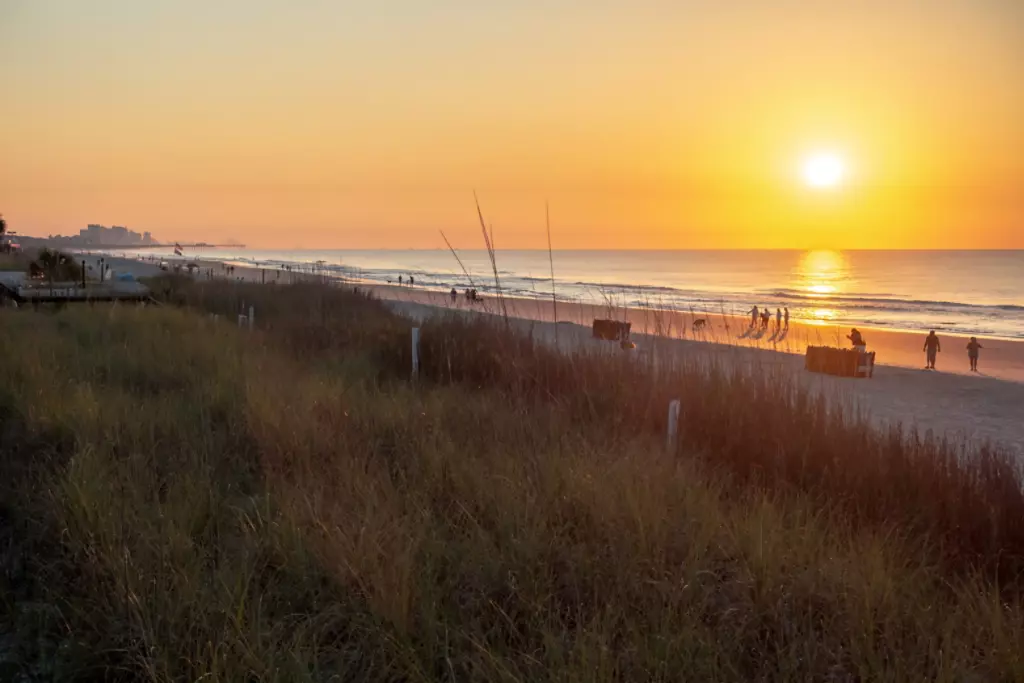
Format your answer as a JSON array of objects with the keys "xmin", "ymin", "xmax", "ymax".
[{"xmin": 2, "ymin": 0, "xmax": 1022, "ymax": 250}]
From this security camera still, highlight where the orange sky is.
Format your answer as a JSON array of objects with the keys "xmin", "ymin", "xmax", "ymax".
[{"xmin": 2, "ymin": 1, "xmax": 1022, "ymax": 249}]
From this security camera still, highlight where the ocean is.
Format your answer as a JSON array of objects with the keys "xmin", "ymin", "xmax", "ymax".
[{"xmin": 114, "ymin": 248, "xmax": 1024, "ymax": 340}]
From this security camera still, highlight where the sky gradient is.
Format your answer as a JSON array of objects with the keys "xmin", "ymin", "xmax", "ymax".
[{"xmin": 2, "ymin": 0, "xmax": 1022, "ymax": 249}]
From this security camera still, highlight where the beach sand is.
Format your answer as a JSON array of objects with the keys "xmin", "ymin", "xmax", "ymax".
[
  {"xmin": 380, "ymin": 291, "xmax": 1024, "ymax": 457},
  {"xmin": 360, "ymin": 282, "xmax": 1024, "ymax": 378},
  {"xmin": 103, "ymin": 255, "xmax": 1024, "ymax": 455}
]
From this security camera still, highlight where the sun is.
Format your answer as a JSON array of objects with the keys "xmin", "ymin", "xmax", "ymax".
[{"xmin": 802, "ymin": 152, "xmax": 846, "ymax": 189}]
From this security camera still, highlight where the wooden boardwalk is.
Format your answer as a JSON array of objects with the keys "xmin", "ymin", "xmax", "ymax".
[{"xmin": 0, "ymin": 272, "xmax": 150, "ymax": 304}]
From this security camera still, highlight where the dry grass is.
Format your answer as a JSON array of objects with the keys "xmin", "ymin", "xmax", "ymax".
[{"xmin": 0, "ymin": 280, "xmax": 1022, "ymax": 681}]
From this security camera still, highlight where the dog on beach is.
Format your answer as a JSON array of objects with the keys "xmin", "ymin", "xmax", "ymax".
[{"xmin": 692, "ymin": 318, "xmax": 707, "ymax": 332}]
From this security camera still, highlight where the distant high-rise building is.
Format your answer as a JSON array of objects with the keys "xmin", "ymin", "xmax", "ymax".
[{"xmin": 65, "ymin": 224, "xmax": 154, "ymax": 246}]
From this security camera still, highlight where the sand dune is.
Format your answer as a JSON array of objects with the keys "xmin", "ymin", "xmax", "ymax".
[{"xmin": 100, "ymin": 255, "xmax": 1024, "ymax": 456}]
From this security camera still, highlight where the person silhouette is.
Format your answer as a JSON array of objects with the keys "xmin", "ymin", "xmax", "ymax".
[
  {"xmin": 966, "ymin": 337, "xmax": 983, "ymax": 372},
  {"xmin": 750, "ymin": 305, "xmax": 759, "ymax": 328},
  {"xmin": 784, "ymin": 307, "xmax": 790, "ymax": 330},
  {"xmin": 923, "ymin": 330, "xmax": 941, "ymax": 369},
  {"xmin": 847, "ymin": 328, "xmax": 865, "ymax": 351},
  {"xmin": 775, "ymin": 308, "xmax": 782, "ymax": 332},
  {"xmin": 398, "ymin": 275, "xmax": 403, "ymax": 286},
  {"xmin": 450, "ymin": 287, "xmax": 457, "ymax": 303}
]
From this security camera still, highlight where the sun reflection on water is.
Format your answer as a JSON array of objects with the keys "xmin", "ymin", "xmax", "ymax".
[
  {"xmin": 792, "ymin": 250, "xmax": 849, "ymax": 324},
  {"xmin": 809, "ymin": 308, "xmax": 838, "ymax": 324},
  {"xmin": 807, "ymin": 283, "xmax": 836, "ymax": 295}
]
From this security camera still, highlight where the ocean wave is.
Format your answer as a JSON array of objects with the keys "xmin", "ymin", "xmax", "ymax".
[
  {"xmin": 760, "ymin": 290, "xmax": 1024, "ymax": 313},
  {"xmin": 301, "ymin": 262, "xmax": 1024, "ymax": 317}
]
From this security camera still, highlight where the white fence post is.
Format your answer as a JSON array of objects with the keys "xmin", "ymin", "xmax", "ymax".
[
  {"xmin": 411, "ymin": 327, "xmax": 420, "ymax": 379},
  {"xmin": 666, "ymin": 399, "xmax": 681, "ymax": 452},
  {"xmin": 237, "ymin": 314, "xmax": 245, "ymax": 327},
  {"xmin": 248, "ymin": 305, "xmax": 255, "ymax": 331}
]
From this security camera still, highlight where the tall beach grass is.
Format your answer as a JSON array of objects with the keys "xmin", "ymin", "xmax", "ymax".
[{"xmin": 0, "ymin": 279, "xmax": 1022, "ymax": 681}]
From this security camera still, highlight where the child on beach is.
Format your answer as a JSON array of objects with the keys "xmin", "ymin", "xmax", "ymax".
[{"xmin": 966, "ymin": 337, "xmax": 983, "ymax": 372}]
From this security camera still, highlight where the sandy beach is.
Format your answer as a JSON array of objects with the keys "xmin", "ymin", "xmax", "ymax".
[
  {"xmin": 360, "ymin": 282, "xmax": 1024, "ymax": 380},
  {"xmin": 101, "ymin": 254, "xmax": 1024, "ymax": 455},
  {"xmin": 378, "ymin": 292, "xmax": 1024, "ymax": 458}
]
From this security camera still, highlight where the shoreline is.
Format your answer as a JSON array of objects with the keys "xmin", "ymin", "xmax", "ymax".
[
  {"xmin": 96, "ymin": 253, "xmax": 1024, "ymax": 383},
  {"xmin": 94, "ymin": 254, "xmax": 1024, "ymax": 454},
  {"xmin": 360, "ymin": 281, "xmax": 1024, "ymax": 385},
  {"xmin": 80, "ymin": 249, "xmax": 1024, "ymax": 342}
]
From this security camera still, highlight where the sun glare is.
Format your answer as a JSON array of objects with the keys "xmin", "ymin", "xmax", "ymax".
[
  {"xmin": 802, "ymin": 153, "xmax": 846, "ymax": 189},
  {"xmin": 794, "ymin": 249, "xmax": 849, "ymax": 298}
]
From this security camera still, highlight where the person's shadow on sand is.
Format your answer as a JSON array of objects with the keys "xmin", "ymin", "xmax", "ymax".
[{"xmin": 769, "ymin": 329, "xmax": 789, "ymax": 344}]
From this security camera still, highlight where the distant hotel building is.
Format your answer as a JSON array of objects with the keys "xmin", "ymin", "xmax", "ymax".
[{"xmin": 72, "ymin": 224, "xmax": 156, "ymax": 246}]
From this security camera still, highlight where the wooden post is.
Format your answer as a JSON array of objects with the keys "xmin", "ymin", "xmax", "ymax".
[
  {"xmin": 81, "ymin": 260, "xmax": 86, "ymax": 288},
  {"xmin": 261, "ymin": 269, "xmax": 265, "ymax": 285},
  {"xmin": 411, "ymin": 327, "xmax": 420, "ymax": 379},
  {"xmin": 666, "ymin": 399, "xmax": 681, "ymax": 452},
  {"xmin": 248, "ymin": 305, "xmax": 254, "ymax": 331}
]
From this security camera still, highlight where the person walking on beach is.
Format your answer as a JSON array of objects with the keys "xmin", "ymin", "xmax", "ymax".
[
  {"xmin": 923, "ymin": 330, "xmax": 941, "ymax": 369},
  {"xmin": 450, "ymin": 287, "xmax": 457, "ymax": 303},
  {"xmin": 750, "ymin": 305, "xmax": 759, "ymax": 328},
  {"xmin": 398, "ymin": 275, "xmax": 403, "ymax": 286},
  {"xmin": 966, "ymin": 337, "xmax": 983, "ymax": 372},
  {"xmin": 409, "ymin": 275, "xmax": 415, "ymax": 286},
  {"xmin": 761, "ymin": 309, "xmax": 771, "ymax": 330},
  {"xmin": 784, "ymin": 307, "xmax": 790, "ymax": 330},
  {"xmin": 776, "ymin": 307, "xmax": 782, "ymax": 332}
]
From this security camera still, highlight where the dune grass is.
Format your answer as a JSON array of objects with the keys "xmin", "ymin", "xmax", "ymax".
[{"xmin": 1, "ymin": 280, "xmax": 1022, "ymax": 681}]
